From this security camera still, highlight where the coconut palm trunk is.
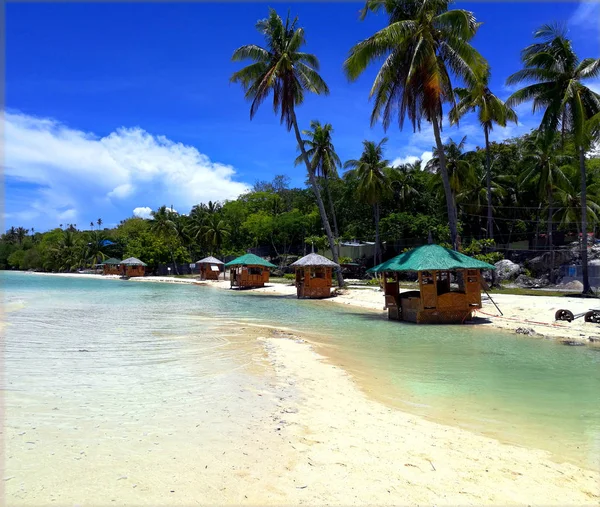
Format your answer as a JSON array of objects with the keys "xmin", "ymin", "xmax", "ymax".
[
  {"xmin": 579, "ymin": 147, "xmax": 590, "ymax": 293},
  {"xmin": 323, "ymin": 173, "xmax": 340, "ymax": 259},
  {"xmin": 291, "ymin": 111, "xmax": 344, "ymax": 287},
  {"xmin": 547, "ymin": 186, "xmax": 555, "ymax": 284},
  {"xmin": 432, "ymin": 118, "xmax": 459, "ymax": 250},
  {"xmin": 374, "ymin": 203, "xmax": 381, "ymax": 266},
  {"xmin": 484, "ymin": 126, "xmax": 493, "ymax": 240}
]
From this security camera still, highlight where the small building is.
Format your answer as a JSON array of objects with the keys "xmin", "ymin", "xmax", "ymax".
[
  {"xmin": 196, "ymin": 256, "xmax": 224, "ymax": 280},
  {"xmin": 101, "ymin": 258, "xmax": 122, "ymax": 275},
  {"xmin": 290, "ymin": 253, "xmax": 340, "ymax": 299},
  {"xmin": 120, "ymin": 257, "xmax": 147, "ymax": 278},
  {"xmin": 224, "ymin": 253, "xmax": 276, "ymax": 289},
  {"xmin": 368, "ymin": 244, "xmax": 495, "ymax": 324}
]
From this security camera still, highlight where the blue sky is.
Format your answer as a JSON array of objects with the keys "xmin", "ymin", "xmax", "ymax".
[{"xmin": 5, "ymin": 1, "xmax": 600, "ymax": 231}]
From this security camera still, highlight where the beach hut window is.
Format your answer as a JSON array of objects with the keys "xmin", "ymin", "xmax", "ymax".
[
  {"xmin": 421, "ymin": 271, "xmax": 434, "ymax": 285},
  {"xmin": 249, "ymin": 267, "xmax": 262, "ymax": 276}
]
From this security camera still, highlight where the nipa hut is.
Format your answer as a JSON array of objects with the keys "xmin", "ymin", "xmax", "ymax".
[
  {"xmin": 290, "ymin": 253, "xmax": 339, "ymax": 299},
  {"xmin": 367, "ymin": 244, "xmax": 495, "ymax": 324},
  {"xmin": 120, "ymin": 257, "xmax": 147, "ymax": 278},
  {"xmin": 224, "ymin": 253, "xmax": 276, "ymax": 289},
  {"xmin": 101, "ymin": 258, "xmax": 122, "ymax": 275},
  {"xmin": 196, "ymin": 256, "xmax": 224, "ymax": 280}
]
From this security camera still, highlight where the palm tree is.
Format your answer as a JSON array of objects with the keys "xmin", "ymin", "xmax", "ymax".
[
  {"xmin": 507, "ymin": 24, "xmax": 600, "ymax": 292},
  {"xmin": 386, "ymin": 163, "xmax": 419, "ymax": 211},
  {"xmin": 231, "ymin": 8, "xmax": 344, "ymax": 287},
  {"xmin": 426, "ymin": 136, "xmax": 476, "ymax": 208},
  {"xmin": 294, "ymin": 120, "xmax": 342, "ymax": 241},
  {"xmin": 97, "ymin": 218, "xmax": 103, "ymax": 229},
  {"xmin": 554, "ymin": 166, "xmax": 600, "ymax": 232},
  {"xmin": 202, "ymin": 214, "xmax": 230, "ymax": 255},
  {"xmin": 450, "ymin": 79, "xmax": 517, "ymax": 239},
  {"xmin": 344, "ymin": 0, "xmax": 487, "ymax": 250},
  {"xmin": 16, "ymin": 227, "xmax": 29, "ymax": 245},
  {"xmin": 344, "ymin": 138, "xmax": 391, "ymax": 265},
  {"xmin": 521, "ymin": 134, "xmax": 571, "ymax": 247},
  {"xmin": 150, "ymin": 205, "xmax": 180, "ymax": 274}
]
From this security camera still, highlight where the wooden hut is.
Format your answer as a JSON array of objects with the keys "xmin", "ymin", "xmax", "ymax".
[
  {"xmin": 291, "ymin": 253, "xmax": 340, "ymax": 299},
  {"xmin": 101, "ymin": 258, "xmax": 122, "ymax": 275},
  {"xmin": 196, "ymin": 256, "xmax": 224, "ymax": 280},
  {"xmin": 224, "ymin": 253, "xmax": 276, "ymax": 289},
  {"xmin": 120, "ymin": 257, "xmax": 147, "ymax": 278},
  {"xmin": 368, "ymin": 244, "xmax": 495, "ymax": 324}
]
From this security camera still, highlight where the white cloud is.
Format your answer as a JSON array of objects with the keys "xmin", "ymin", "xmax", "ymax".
[
  {"xmin": 4, "ymin": 110, "xmax": 251, "ymax": 228},
  {"xmin": 133, "ymin": 206, "xmax": 153, "ymax": 219},
  {"xmin": 569, "ymin": 2, "xmax": 600, "ymax": 38},
  {"xmin": 391, "ymin": 150, "xmax": 433, "ymax": 167}
]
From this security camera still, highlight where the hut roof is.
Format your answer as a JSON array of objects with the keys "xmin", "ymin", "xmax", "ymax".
[
  {"xmin": 290, "ymin": 253, "xmax": 340, "ymax": 268},
  {"xmin": 367, "ymin": 244, "xmax": 495, "ymax": 273},
  {"xmin": 120, "ymin": 257, "xmax": 148, "ymax": 267},
  {"xmin": 196, "ymin": 256, "xmax": 224, "ymax": 265},
  {"xmin": 101, "ymin": 257, "xmax": 122, "ymax": 265},
  {"xmin": 224, "ymin": 253, "xmax": 277, "ymax": 268}
]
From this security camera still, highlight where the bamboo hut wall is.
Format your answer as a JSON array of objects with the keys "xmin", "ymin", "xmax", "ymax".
[
  {"xmin": 124, "ymin": 265, "xmax": 146, "ymax": 278},
  {"xmin": 295, "ymin": 266, "xmax": 333, "ymax": 298}
]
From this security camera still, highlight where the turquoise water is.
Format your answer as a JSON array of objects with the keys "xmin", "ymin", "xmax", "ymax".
[{"xmin": 4, "ymin": 271, "xmax": 600, "ymax": 470}]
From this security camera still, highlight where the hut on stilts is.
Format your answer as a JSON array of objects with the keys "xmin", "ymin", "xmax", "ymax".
[
  {"xmin": 367, "ymin": 244, "xmax": 495, "ymax": 324},
  {"xmin": 290, "ymin": 253, "xmax": 340, "ymax": 299},
  {"xmin": 224, "ymin": 253, "xmax": 276, "ymax": 289},
  {"xmin": 195, "ymin": 256, "xmax": 224, "ymax": 280},
  {"xmin": 101, "ymin": 258, "xmax": 122, "ymax": 275},
  {"xmin": 119, "ymin": 257, "xmax": 147, "ymax": 278}
]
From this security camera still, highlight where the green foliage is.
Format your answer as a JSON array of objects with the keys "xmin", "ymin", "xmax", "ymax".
[
  {"xmin": 283, "ymin": 273, "xmax": 295, "ymax": 281},
  {"xmin": 461, "ymin": 239, "xmax": 504, "ymax": 265}
]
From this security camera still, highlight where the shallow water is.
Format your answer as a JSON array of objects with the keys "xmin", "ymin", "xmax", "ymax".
[{"xmin": 3, "ymin": 271, "xmax": 600, "ymax": 471}]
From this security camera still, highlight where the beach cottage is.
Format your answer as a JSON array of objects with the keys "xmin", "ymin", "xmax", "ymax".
[
  {"xmin": 224, "ymin": 253, "xmax": 276, "ymax": 289},
  {"xmin": 290, "ymin": 253, "xmax": 339, "ymax": 299},
  {"xmin": 368, "ymin": 244, "xmax": 495, "ymax": 324},
  {"xmin": 120, "ymin": 257, "xmax": 147, "ymax": 278},
  {"xmin": 196, "ymin": 256, "xmax": 224, "ymax": 280},
  {"xmin": 101, "ymin": 258, "xmax": 122, "ymax": 275}
]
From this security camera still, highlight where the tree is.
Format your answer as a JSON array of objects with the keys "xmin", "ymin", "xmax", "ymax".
[
  {"xmin": 450, "ymin": 79, "xmax": 517, "ymax": 239},
  {"xmin": 294, "ymin": 120, "xmax": 342, "ymax": 243},
  {"xmin": 507, "ymin": 24, "xmax": 600, "ymax": 293},
  {"xmin": 426, "ymin": 136, "xmax": 476, "ymax": 208},
  {"xmin": 202, "ymin": 213, "xmax": 230, "ymax": 255},
  {"xmin": 150, "ymin": 206, "xmax": 180, "ymax": 274},
  {"xmin": 344, "ymin": 138, "xmax": 391, "ymax": 265},
  {"xmin": 386, "ymin": 164, "xmax": 418, "ymax": 212},
  {"xmin": 16, "ymin": 227, "xmax": 29, "ymax": 245},
  {"xmin": 97, "ymin": 218, "xmax": 103, "ymax": 229},
  {"xmin": 231, "ymin": 8, "xmax": 344, "ymax": 286},
  {"xmin": 521, "ymin": 133, "xmax": 570, "ymax": 247},
  {"xmin": 344, "ymin": 0, "xmax": 487, "ymax": 250}
]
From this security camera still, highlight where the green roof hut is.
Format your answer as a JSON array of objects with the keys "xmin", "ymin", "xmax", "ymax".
[
  {"xmin": 224, "ymin": 253, "xmax": 276, "ymax": 289},
  {"xmin": 368, "ymin": 244, "xmax": 495, "ymax": 324},
  {"xmin": 101, "ymin": 258, "xmax": 122, "ymax": 276},
  {"xmin": 120, "ymin": 257, "xmax": 147, "ymax": 278}
]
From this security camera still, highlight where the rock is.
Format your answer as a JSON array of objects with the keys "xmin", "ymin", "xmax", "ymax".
[
  {"xmin": 494, "ymin": 259, "xmax": 521, "ymax": 281},
  {"xmin": 515, "ymin": 327, "xmax": 536, "ymax": 336},
  {"xmin": 588, "ymin": 258, "xmax": 600, "ymax": 266},
  {"xmin": 515, "ymin": 274, "xmax": 550, "ymax": 288},
  {"xmin": 557, "ymin": 280, "xmax": 584, "ymax": 291},
  {"xmin": 589, "ymin": 336, "xmax": 600, "ymax": 343},
  {"xmin": 560, "ymin": 340, "xmax": 585, "ymax": 346},
  {"xmin": 526, "ymin": 249, "xmax": 574, "ymax": 276}
]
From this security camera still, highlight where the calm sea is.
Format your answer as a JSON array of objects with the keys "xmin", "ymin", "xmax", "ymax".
[{"xmin": 3, "ymin": 271, "xmax": 600, "ymax": 470}]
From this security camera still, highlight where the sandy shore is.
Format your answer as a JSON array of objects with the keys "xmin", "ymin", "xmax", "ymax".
[{"xmin": 256, "ymin": 334, "xmax": 600, "ymax": 504}]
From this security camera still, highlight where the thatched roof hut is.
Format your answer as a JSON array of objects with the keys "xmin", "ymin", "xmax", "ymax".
[
  {"xmin": 367, "ymin": 244, "xmax": 495, "ymax": 324},
  {"xmin": 290, "ymin": 253, "xmax": 339, "ymax": 268},
  {"xmin": 120, "ymin": 257, "xmax": 147, "ymax": 278},
  {"xmin": 196, "ymin": 256, "xmax": 224, "ymax": 265},
  {"xmin": 101, "ymin": 257, "xmax": 121, "ymax": 275},
  {"xmin": 196, "ymin": 256, "xmax": 224, "ymax": 280},
  {"xmin": 291, "ymin": 253, "xmax": 339, "ymax": 299}
]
